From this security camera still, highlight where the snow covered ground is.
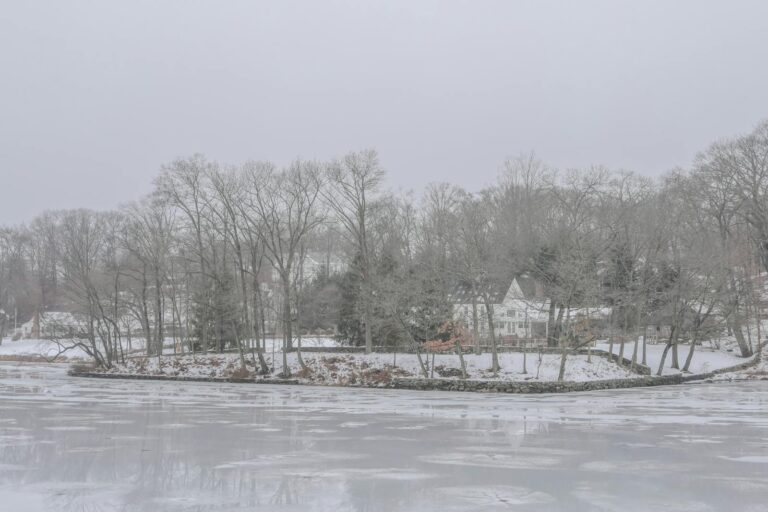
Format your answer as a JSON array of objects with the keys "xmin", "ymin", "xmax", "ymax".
[
  {"xmin": 108, "ymin": 351, "xmax": 636, "ymax": 385},
  {"xmin": 3, "ymin": 335, "xmax": 752, "ymax": 384},
  {"xmin": 0, "ymin": 337, "xmax": 173, "ymax": 361},
  {"xmin": 597, "ymin": 340, "xmax": 749, "ymax": 375},
  {"xmin": 714, "ymin": 353, "xmax": 768, "ymax": 381},
  {"xmin": 0, "ymin": 338, "xmax": 90, "ymax": 361},
  {"xmin": 1, "ymin": 363, "xmax": 767, "ymax": 511},
  {"xmin": 0, "ymin": 336, "xmax": 340, "ymax": 363}
]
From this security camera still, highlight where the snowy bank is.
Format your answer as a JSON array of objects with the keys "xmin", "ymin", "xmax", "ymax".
[
  {"xmin": 0, "ymin": 338, "xmax": 90, "ymax": 361},
  {"xmin": 70, "ymin": 349, "xmax": 764, "ymax": 394},
  {"xmin": 82, "ymin": 351, "xmax": 636, "ymax": 388},
  {"xmin": 597, "ymin": 341, "xmax": 747, "ymax": 375}
]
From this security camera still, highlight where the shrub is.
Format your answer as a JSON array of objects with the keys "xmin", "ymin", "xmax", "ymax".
[
  {"xmin": 296, "ymin": 366, "xmax": 313, "ymax": 379},
  {"xmin": 435, "ymin": 365, "xmax": 464, "ymax": 378},
  {"xmin": 362, "ymin": 368, "xmax": 392, "ymax": 384},
  {"xmin": 69, "ymin": 362, "xmax": 95, "ymax": 375},
  {"xmin": 230, "ymin": 366, "xmax": 251, "ymax": 380}
]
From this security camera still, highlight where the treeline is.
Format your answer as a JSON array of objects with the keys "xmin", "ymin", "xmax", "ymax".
[{"xmin": 0, "ymin": 122, "xmax": 767, "ymax": 370}]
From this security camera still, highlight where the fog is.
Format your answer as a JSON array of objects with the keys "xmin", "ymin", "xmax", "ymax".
[{"xmin": 2, "ymin": 0, "xmax": 768, "ymax": 224}]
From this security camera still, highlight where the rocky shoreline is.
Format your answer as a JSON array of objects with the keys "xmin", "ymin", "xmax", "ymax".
[{"xmin": 68, "ymin": 351, "xmax": 763, "ymax": 394}]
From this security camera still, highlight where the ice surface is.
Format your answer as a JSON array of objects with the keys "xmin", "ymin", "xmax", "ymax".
[{"xmin": 0, "ymin": 363, "xmax": 767, "ymax": 511}]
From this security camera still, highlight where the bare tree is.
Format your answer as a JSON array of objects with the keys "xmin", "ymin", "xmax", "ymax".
[
  {"xmin": 156, "ymin": 155, "xmax": 216, "ymax": 353},
  {"xmin": 323, "ymin": 149, "xmax": 385, "ymax": 353},
  {"xmin": 243, "ymin": 160, "xmax": 324, "ymax": 377}
]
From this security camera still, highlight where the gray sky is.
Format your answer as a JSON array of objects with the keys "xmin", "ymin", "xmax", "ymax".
[{"xmin": 2, "ymin": 0, "xmax": 768, "ymax": 225}]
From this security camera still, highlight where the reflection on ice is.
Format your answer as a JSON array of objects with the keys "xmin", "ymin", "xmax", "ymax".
[
  {"xmin": 436, "ymin": 485, "xmax": 555, "ymax": 506},
  {"xmin": 0, "ymin": 363, "xmax": 767, "ymax": 511}
]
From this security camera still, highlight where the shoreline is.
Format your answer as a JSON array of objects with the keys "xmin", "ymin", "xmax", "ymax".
[{"xmin": 66, "ymin": 353, "xmax": 762, "ymax": 394}]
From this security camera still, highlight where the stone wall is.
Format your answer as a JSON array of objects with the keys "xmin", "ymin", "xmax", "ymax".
[
  {"xmin": 72, "ymin": 370, "xmax": 300, "ymax": 386},
  {"xmin": 391, "ymin": 374, "xmax": 685, "ymax": 393},
  {"xmin": 601, "ymin": 352, "xmax": 651, "ymax": 375}
]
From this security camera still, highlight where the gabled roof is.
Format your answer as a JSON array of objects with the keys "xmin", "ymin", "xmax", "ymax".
[
  {"xmin": 449, "ymin": 278, "xmax": 511, "ymax": 304},
  {"xmin": 449, "ymin": 274, "xmax": 545, "ymax": 304},
  {"xmin": 515, "ymin": 273, "xmax": 546, "ymax": 300}
]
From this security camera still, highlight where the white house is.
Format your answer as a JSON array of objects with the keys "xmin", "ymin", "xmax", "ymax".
[
  {"xmin": 17, "ymin": 311, "xmax": 86, "ymax": 339},
  {"xmin": 450, "ymin": 275, "xmax": 550, "ymax": 347}
]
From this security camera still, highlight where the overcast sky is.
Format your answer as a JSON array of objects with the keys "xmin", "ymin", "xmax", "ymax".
[{"xmin": 2, "ymin": 0, "xmax": 768, "ymax": 225}]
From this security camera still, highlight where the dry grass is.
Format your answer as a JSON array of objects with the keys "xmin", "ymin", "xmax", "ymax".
[
  {"xmin": 296, "ymin": 366, "xmax": 313, "ymax": 379},
  {"xmin": 69, "ymin": 362, "xmax": 96, "ymax": 374},
  {"xmin": 230, "ymin": 366, "xmax": 252, "ymax": 380},
  {"xmin": 361, "ymin": 368, "xmax": 393, "ymax": 384}
]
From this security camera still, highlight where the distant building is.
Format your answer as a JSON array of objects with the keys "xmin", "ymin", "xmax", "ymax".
[
  {"xmin": 450, "ymin": 275, "xmax": 550, "ymax": 347},
  {"xmin": 18, "ymin": 311, "xmax": 85, "ymax": 339},
  {"xmin": 263, "ymin": 252, "xmax": 347, "ymax": 336},
  {"xmin": 301, "ymin": 253, "xmax": 347, "ymax": 281}
]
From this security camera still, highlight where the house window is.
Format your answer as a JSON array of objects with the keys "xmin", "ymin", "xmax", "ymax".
[
  {"xmin": 518, "ymin": 322, "xmax": 525, "ymax": 329},
  {"xmin": 507, "ymin": 309, "xmax": 516, "ymax": 318}
]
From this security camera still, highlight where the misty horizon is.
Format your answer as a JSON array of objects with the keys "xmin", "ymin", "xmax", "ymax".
[
  {"xmin": 3, "ymin": 0, "xmax": 768, "ymax": 224},
  {"xmin": 3, "ymin": 4, "xmax": 768, "ymax": 511}
]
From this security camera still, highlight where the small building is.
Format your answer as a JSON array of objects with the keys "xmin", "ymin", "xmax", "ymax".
[
  {"xmin": 449, "ymin": 275, "xmax": 550, "ymax": 348},
  {"xmin": 18, "ymin": 311, "xmax": 85, "ymax": 340}
]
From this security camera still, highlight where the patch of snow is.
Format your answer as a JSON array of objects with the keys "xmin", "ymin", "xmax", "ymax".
[
  {"xmin": 107, "ymin": 350, "xmax": 637, "ymax": 385},
  {"xmin": 0, "ymin": 339, "xmax": 89, "ymax": 361},
  {"xmin": 597, "ymin": 340, "xmax": 746, "ymax": 375}
]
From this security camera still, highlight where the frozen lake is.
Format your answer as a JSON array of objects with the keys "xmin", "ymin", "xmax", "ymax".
[{"xmin": 1, "ymin": 363, "xmax": 767, "ymax": 511}]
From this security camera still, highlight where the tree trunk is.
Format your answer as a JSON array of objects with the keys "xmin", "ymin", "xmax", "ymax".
[
  {"xmin": 631, "ymin": 331, "xmax": 639, "ymax": 370},
  {"xmin": 657, "ymin": 323, "xmax": 678, "ymax": 376},
  {"xmin": 415, "ymin": 343, "xmax": 428, "ymax": 378},
  {"xmin": 364, "ymin": 301, "xmax": 373, "ymax": 354},
  {"xmin": 471, "ymin": 297, "xmax": 480, "ymax": 355},
  {"xmin": 455, "ymin": 338, "xmax": 467, "ymax": 379},
  {"xmin": 296, "ymin": 298, "xmax": 307, "ymax": 372},
  {"xmin": 671, "ymin": 340, "xmax": 679, "ymax": 369},
  {"xmin": 154, "ymin": 270, "xmax": 163, "ymax": 358},
  {"xmin": 232, "ymin": 320, "xmax": 247, "ymax": 371},
  {"xmin": 139, "ymin": 269, "xmax": 153, "ymax": 356},
  {"xmin": 547, "ymin": 300, "xmax": 556, "ymax": 347},
  {"xmin": 608, "ymin": 334, "xmax": 614, "ymax": 362},
  {"xmin": 683, "ymin": 326, "xmax": 699, "ymax": 372},
  {"xmin": 430, "ymin": 352, "xmax": 435, "ymax": 378},
  {"xmin": 727, "ymin": 312, "xmax": 752, "ymax": 357},
  {"xmin": 484, "ymin": 301, "xmax": 500, "ymax": 373},
  {"xmin": 557, "ymin": 346, "xmax": 568, "ymax": 381},
  {"xmin": 756, "ymin": 295, "xmax": 763, "ymax": 356},
  {"xmin": 281, "ymin": 275, "xmax": 292, "ymax": 377},
  {"xmin": 250, "ymin": 287, "xmax": 269, "ymax": 374},
  {"xmin": 618, "ymin": 337, "xmax": 625, "ymax": 366},
  {"xmin": 522, "ymin": 339, "xmax": 528, "ymax": 374},
  {"xmin": 656, "ymin": 340, "xmax": 673, "ymax": 376}
]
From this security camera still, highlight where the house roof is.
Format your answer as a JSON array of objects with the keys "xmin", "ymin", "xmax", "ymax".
[
  {"xmin": 449, "ymin": 279, "xmax": 511, "ymax": 304},
  {"xmin": 449, "ymin": 273, "xmax": 545, "ymax": 304},
  {"xmin": 515, "ymin": 273, "xmax": 545, "ymax": 299}
]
